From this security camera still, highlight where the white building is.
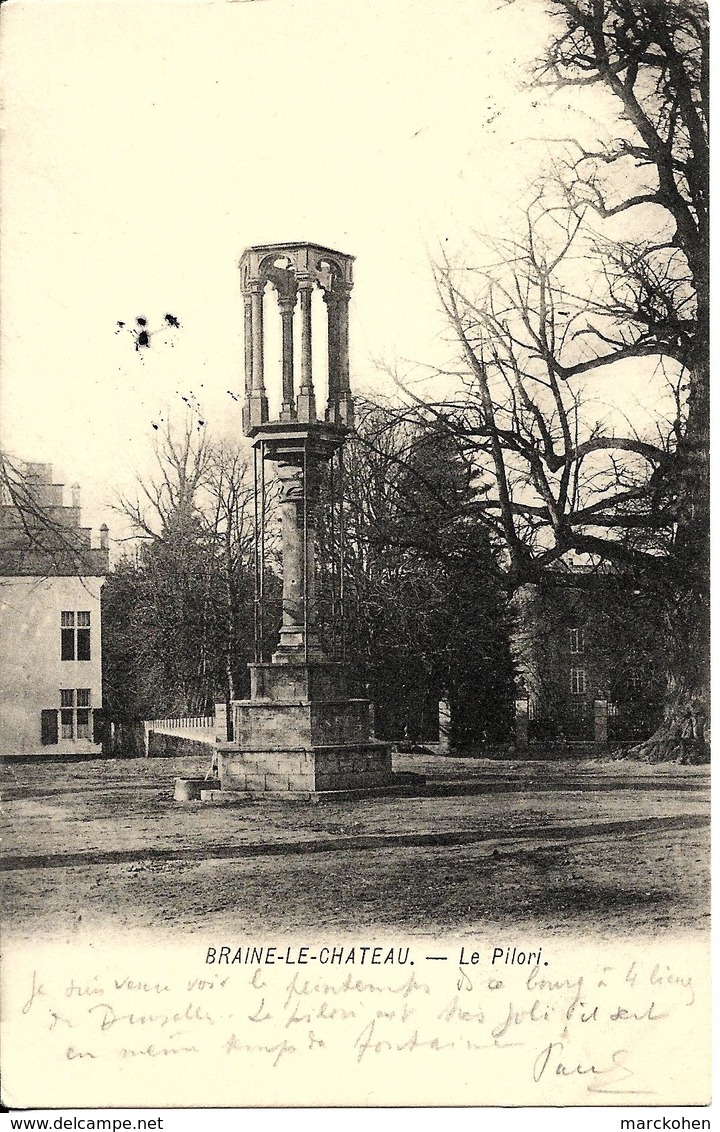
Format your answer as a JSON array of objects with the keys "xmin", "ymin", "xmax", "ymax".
[{"xmin": 0, "ymin": 462, "xmax": 108, "ymax": 757}]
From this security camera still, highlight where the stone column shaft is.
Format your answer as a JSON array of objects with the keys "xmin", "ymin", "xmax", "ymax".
[
  {"xmin": 279, "ymin": 298, "xmax": 296, "ymax": 420},
  {"xmin": 274, "ymin": 459, "xmax": 324, "ymax": 660},
  {"xmin": 297, "ymin": 282, "xmax": 316, "ymax": 422},
  {"xmin": 325, "ymin": 291, "xmax": 353, "ymax": 426},
  {"xmin": 334, "ymin": 292, "xmax": 351, "ymax": 393},
  {"xmin": 244, "ymin": 286, "xmax": 269, "ymax": 426},
  {"xmin": 242, "ymin": 294, "xmax": 253, "ymax": 431},
  {"xmin": 325, "ymin": 295, "xmax": 340, "ymax": 401},
  {"xmin": 251, "ymin": 289, "xmax": 264, "ymax": 391}
]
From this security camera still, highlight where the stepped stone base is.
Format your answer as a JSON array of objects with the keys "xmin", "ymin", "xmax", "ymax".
[
  {"xmin": 218, "ymin": 742, "xmax": 395, "ymax": 794},
  {"xmin": 211, "ymin": 660, "xmax": 424, "ymax": 801},
  {"xmin": 201, "ymin": 774, "xmax": 424, "ymax": 805}
]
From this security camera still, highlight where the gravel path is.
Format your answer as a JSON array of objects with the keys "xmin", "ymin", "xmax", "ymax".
[{"xmin": 1, "ymin": 753, "xmax": 709, "ymax": 941}]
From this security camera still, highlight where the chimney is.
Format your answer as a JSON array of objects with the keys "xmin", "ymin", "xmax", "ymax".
[
  {"xmin": 99, "ymin": 524, "xmax": 109, "ymax": 550},
  {"xmin": 71, "ymin": 483, "xmax": 81, "ymax": 509}
]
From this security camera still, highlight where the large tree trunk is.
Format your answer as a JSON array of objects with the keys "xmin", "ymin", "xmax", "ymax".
[
  {"xmin": 628, "ymin": 346, "xmax": 710, "ymax": 764},
  {"xmin": 629, "ymin": 670, "xmax": 709, "ymax": 765}
]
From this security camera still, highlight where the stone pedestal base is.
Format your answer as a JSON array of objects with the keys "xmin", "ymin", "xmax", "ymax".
[
  {"xmin": 214, "ymin": 661, "xmax": 423, "ymax": 800},
  {"xmin": 201, "ymin": 779, "xmax": 422, "ymax": 804},
  {"xmin": 272, "ymin": 631, "xmax": 327, "ymax": 665},
  {"xmin": 219, "ymin": 742, "xmax": 395, "ymax": 795}
]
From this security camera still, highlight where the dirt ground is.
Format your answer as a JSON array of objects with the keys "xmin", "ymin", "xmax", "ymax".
[{"xmin": 1, "ymin": 752, "xmax": 710, "ymax": 941}]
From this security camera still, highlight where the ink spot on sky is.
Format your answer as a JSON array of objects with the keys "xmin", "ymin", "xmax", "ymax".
[{"xmin": 116, "ymin": 312, "xmax": 182, "ymax": 355}]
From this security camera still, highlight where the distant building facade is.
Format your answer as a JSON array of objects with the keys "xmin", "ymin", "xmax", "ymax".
[
  {"xmin": 0, "ymin": 462, "xmax": 109, "ymax": 756},
  {"xmin": 512, "ymin": 571, "xmax": 665, "ymax": 747}
]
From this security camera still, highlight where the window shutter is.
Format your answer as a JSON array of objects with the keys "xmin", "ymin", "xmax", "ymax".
[{"xmin": 41, "ymin": 709, "xmax": 59, "ymax": 745}]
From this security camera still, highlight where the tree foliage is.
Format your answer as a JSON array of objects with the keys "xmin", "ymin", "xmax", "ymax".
[{"xmin": 317, "ymin": 404, "xmax": 515, "ymax": 745}]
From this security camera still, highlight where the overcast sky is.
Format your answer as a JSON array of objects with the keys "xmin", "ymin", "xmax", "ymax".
[{"xmin": 2, "ymin": 0, "xmax": 628, "ymax": 543}]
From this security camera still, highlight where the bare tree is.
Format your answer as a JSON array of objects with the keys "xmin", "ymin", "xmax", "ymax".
[
  {"xmin": 537, "ymin": 0, "xmax": 709, "ymax": 561},
  {"xmin": 204, "ymin": 441, "xmax": 257, "ymax": 703},
  {"xmin": 432, "ymin": 201, "xmax": 679, "ymax": 579},
  {"xmin": 115, "ymin": 417, "xmax": 211, "ymax": 544},
  {"xmin": 411, "ymin": 0, "xmax": 708, "ymax": 759},
  {"xmin": 106, "ymin": 420, "xmax": 259, "ymax": 719}
]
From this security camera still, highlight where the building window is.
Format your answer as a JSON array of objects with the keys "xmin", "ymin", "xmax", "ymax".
[
  {"xmin": 569, "ymin": 628, "xmax": 584, "ymax": 654},
  {"xmin": 61, "ymin": 612, "xmax": 75, "ymax": 660},
  {"xmin": 77, "ymin": 612, "xmax": 91, "ymax": 660},
  {"xmin": 59, "ymin": 689, "xmax": 92, "ymax": 740},
  {"xmin": 77, "ymin": 688, "xmax": 91, "ymax": 739},
  {"xmin": 570, "ymin": 668, "xmax": 587, "ymax": 695},
  {"xmin": 627, "ymin": 669, "xmax": 642, "ymax": 696},
  {"xmin": 60, "ymin": 688, "xmax": 75, "ymax": 738},
  {"xmin": 61, "ymin": 611, "xmax": 91, "ymax": 660}
]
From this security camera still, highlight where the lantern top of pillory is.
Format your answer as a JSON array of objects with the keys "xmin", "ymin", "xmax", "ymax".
[
  {"xmin": 239, "ymin": 242, "xmax": 355, "ymax": 290},
  {"xmin": 240, "ymin": 241, "xmax": 355, "ymax": 443}
]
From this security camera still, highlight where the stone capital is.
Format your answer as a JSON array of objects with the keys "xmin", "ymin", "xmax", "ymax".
[
  {"xmin": 276, "ymin": 459, "xmax": 322, "ymax": 508},
  {"xmin": 323, "ymin": 287, "xmax": 352, "ymax": 306},
  {"xmin": 276, "ymin": 461, "xmax": 305, "ymax": 504}
]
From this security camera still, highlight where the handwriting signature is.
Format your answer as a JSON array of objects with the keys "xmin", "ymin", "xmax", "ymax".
[{"xmin": 533, "ymin": 1041, "xmax": 654, "ymax": 1095}]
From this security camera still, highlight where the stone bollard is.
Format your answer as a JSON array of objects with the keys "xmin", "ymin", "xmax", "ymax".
[
  {"xmin": 594, "ymin": 698, "xmax": 609, "ymax": 749},
  {"xmin": 438, "ymin": 698, "xmax": 451, "ymax": 753},
  {"xmin": 173, "ymin": 777, "xmax": 207, "ymax": 802},
  {"xmin": 515, "ymin": 698, "xmax": 529, "ymax": 751},
  {"xmin": 214, "ymin": 702, "xmax": 229, "ymax": 742}
]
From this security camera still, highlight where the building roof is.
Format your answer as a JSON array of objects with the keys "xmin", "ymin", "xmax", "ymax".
[{"xmin": 0, "ymin": 462, "xmax": 108, "ymax": 577}]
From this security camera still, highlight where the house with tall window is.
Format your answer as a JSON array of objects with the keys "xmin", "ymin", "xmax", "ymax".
[
  {"xmin": 0, "ymin": 462, "xmax": 109, "ymax": 757},
  {"xmin": 512, "ymin": 567, "xmax": 664, "ymax": 747}
]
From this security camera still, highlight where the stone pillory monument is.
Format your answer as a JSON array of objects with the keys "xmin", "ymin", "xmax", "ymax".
[{"xmin": 214, "ymin": 242, "xmax": 420, "ymax": 800}]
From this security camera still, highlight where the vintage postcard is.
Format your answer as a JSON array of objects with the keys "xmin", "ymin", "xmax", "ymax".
[{"xmin": 0, "ymin": 0, "xmax": 711, "ymax": 1119}]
